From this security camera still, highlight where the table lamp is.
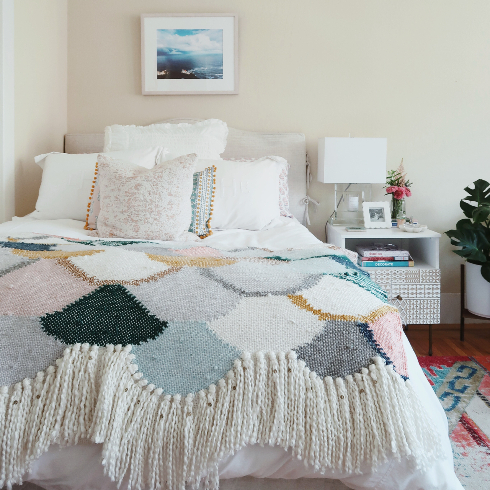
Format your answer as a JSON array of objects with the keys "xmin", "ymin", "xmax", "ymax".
[{"xmin": 318, "ymin": 137, "xmax": 387, "ymax": 225}]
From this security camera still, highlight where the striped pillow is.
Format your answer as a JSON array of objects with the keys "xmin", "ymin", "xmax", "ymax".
[{"xmin": 189, "ymin": 166, "xmax": 216, "ymax": 238}]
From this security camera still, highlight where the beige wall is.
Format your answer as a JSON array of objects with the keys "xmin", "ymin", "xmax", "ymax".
[
  {"xmin": 18, "ymin": 0, "xmax": 488, "ymax": 297},
  {"xmin": 15, "ymin": 0, "xmax": 67, "ymax": 217}
]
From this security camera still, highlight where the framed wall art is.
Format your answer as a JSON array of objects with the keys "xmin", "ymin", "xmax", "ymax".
[
  {"xmin": 362, "ymin": 201, "xmax": 392, "ymax": 228},
  {"xmin": 141, "ymin": 13, "xmax": 238, "ymax": 95}
]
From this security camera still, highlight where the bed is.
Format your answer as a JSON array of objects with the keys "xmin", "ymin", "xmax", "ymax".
[{"xmin": 0, "ymin": 121, "xmax": 462, "ymax": 490}]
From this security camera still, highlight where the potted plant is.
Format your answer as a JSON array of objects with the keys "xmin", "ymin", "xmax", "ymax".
[{"xmin": 446, "ymin": 179, "xmax": 490, "ymax": 317}]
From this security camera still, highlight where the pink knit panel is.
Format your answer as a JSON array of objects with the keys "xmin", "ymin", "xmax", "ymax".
[
  {"xmin": 369, "ymin": 311, "xmax": 408, "ymax": 378},
  {"xmin": 174, "ymin": 247, "xmax": 223, "ymax": 257},
  {"xmin": 0, "ymin": 259, "xmax": 97, "ymax": 316}
]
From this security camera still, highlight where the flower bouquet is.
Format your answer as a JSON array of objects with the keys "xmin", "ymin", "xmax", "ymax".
[{"xmin": 385, "ymin": 159, "xmax": 412, "ymax": 220}]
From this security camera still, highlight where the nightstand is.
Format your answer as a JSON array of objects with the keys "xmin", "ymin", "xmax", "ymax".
[{"xmin": 327, "ymin": 223, "xmax": 441, "ymax": 355}]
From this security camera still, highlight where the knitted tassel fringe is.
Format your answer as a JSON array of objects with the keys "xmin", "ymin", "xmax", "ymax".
[{"xmin": 0, "ymin": 344, "xmax": 441, "ymax": 490}]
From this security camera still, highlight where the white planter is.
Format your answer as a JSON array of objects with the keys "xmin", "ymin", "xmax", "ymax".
[{"xmin": 466, "ymin": 262, "xmax": 490, "ymax": 318}]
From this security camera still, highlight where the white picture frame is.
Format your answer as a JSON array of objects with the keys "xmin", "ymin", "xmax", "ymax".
[
  {"xmin": 362, "ymin": 201, "xmax": 392, "ymax": 228},
  {"xmin": 141, "ymin": 13, "xmax": 238, "ymax": 95}
]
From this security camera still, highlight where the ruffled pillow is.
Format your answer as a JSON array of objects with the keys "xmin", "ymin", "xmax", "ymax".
[
  {"xmin": 94, "ymin": 153, "xmax": 198, "ymax": 241},
  {"xmin": 103, "ymin": 119, "xmax": 228, "ymax": 161}
]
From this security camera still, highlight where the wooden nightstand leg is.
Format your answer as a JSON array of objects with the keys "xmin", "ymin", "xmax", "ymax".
[{"xmin": 429, "ymin": 324, "xmax": 433, "ymax": 356}]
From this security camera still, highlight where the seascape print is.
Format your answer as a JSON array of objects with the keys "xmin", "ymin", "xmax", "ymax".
[{"xmin": 156, "ymin": 29, "xmax": 223, "ymax": 79}]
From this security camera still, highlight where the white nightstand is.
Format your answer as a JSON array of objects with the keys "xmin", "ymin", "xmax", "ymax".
[{"xmin": 327, "ymin": 223, "xmax": 441, "ymax": 355}]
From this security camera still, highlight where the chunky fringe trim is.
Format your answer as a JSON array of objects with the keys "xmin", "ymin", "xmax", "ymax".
[{"xmin": 0, "ymin": 345, "xmax": 442, "ymax": 490}]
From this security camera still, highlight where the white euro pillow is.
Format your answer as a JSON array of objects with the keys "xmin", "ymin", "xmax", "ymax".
[
  {"xmin": 197, "ymin": 158, "xmax": 283, "ymax": 230},
  {"xmin": 32, "ymin": 147, "xmax": 166, "ymax": 221},
  {"xmin": 103, "ymin": 119, "xmax": 228, "ymax": 161}
]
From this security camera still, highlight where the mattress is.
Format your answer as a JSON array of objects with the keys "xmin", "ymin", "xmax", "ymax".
[{"xmin": 0, "ymin": 216, "xmax": 462, "ymax": 490}]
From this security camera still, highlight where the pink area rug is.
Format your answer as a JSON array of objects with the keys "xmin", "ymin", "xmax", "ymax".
[{"xmin": 418, "ymin": 356, "xmax": 490, "ymax": 489}]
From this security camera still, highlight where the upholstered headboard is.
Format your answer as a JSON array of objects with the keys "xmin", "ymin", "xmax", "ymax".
[{"xmin": 64, "ymin": 119, "xmax": 308, "ymax": 222}]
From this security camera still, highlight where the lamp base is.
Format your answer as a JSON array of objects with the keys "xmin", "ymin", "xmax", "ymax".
[
  {"xmin": 329, "ymin": 217, "xmax": 365, "ymax": 226},
  {"xmin": 331, "ymin": 183, "xmax": 372, "ymax": 226}
]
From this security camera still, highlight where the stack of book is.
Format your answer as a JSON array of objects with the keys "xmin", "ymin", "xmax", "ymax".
[{"xmin": 356, "ymin": 244, "xmax": 414, "ymax": 267}]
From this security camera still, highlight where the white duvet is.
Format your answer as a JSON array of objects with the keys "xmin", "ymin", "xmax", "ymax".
[{"xmin": 0, "ymin": 216, "xmax": 463, "ymax": 490}]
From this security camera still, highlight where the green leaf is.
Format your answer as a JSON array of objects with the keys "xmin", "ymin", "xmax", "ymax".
[
  {"xmin": 482, "ymin": 262, "xmax": 490, "ymax": 283},
  {"xmin": 473, "ymin": 205, "xmax": 490, "ymax": 223},
  {"xmin": 460, "ymin": 200, "xmax": 477, "ymax": 218},
  {"xmin": 445, "ymin": 227, "xmax": 489, "ymax": 263},
  {"xmin": 456, "ymin": 219, "xmax": 474, "ymax": 231},
  {"xmin": 463, "ymin": 179, "xmax": 490, "ymax": 205}
]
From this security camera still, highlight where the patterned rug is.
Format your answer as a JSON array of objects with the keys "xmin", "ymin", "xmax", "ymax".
[{"xmin": 418, "ymin": 356, "xmax": 490, "ymax": 489}]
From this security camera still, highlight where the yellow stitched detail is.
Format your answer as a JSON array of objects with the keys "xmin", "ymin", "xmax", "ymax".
[
  {"xmin": 146, "ymin": 254, "xmax": 236, "ymax": 268},
  {"xmin": 200, "ymin": 165, "xmax": 217, "ymax": 239},
  {"xmin": 57, "ymin": 258, "xmax": 181, "ymax": 286},
  {"xmin": 287, "ymin": 294, "xmax": 397, "ymax": 323},
  {"xmin": 84, "ymin": 161, "xmax": 99, "ymax": 231},
  {"xmin": 11, "ymin": 249, "xmax": 103, "ymax": 259}
]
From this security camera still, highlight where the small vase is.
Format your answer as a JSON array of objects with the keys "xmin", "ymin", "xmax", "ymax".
[{"xmin": 391, "ymin": 196, "xmax": 406, "ymax": 220}]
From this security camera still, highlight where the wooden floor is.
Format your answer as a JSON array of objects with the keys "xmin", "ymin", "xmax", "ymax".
[{"xmin": 406, "ymin": 323, "xmax": 490, "ymax": 357}]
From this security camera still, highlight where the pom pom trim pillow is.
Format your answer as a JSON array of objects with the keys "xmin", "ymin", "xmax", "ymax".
[
  {"xmin": 94, "ymin": 153, "xmax": 197, "ymax": 241},
  {"xmin": 33, "ymin": 148, "xmax": 166, "ymax": 222},
  {"xmin": 188, "ymin": 165, "xmax": 216, "ymax": 238},
  {"xmin": 103, "ymin": 119, "xmax": 228, "ymax": 161},
  {"xmin": 87, "ymin": 163, "xmax": 217, "ymax": 237},
  {"xmin": 85, "ymin": 147, "xmax": 169, "ymax": 230}
]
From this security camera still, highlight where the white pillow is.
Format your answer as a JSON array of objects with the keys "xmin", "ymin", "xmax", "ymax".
[
  {"xmin": 33, "ymin": 147, "xmax": 166, "ymax": 221},
  {"xmin": 103, "ymin": 119, "xmax": 228, "ymax": 161},
  {"xmin": 197, "ymin": 158, "xmax": 282, "ymax": 230}
]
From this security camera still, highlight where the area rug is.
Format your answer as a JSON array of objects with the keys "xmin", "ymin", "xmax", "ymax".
[{"xmin": 418, "ymin": 356, "xmax": 490, "ymax": 489}]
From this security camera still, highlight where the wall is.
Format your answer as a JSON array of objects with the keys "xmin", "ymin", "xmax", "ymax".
[
  {"xmin": 65, "ymin": 1, "xmax": 489, "ymax": 304},
  {"xmin": 15, "ymin": 0, "xmax": 67, "ymax": 217},
  {"xmin": 0, "ymin": 0, "xmax": 15, "ymax": 223}
]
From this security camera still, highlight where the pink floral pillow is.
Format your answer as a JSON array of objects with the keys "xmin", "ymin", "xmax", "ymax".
[{"xmin": 93, "ymin": 153, "xmax": 198, "ymax": 241}]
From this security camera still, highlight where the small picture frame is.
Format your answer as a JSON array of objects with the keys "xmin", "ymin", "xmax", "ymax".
[{"xmin": 362, "ymin": 202, "xmax": 392, "ymax": 228}]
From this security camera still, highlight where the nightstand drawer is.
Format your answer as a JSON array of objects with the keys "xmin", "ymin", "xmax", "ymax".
[
  {"xmin": 367, "ymin": 268, "xmax": 441, "ymax": 324},
  {"xmin": 368, "ymin": 269, "xmax": 441, "ymax": 285},
  {"xmin": 391, "ymin": 283, "xmax": 440, "ymax": 299},
  {"xmin": 390, "ymin": 298, "xmax": 440, "ymax": 324}
]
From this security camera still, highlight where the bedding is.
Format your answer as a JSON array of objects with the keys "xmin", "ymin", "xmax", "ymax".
[
  {"xmin": 0, "ymin": 217, "xmax": 462, "ymax": 490},
  {"xmin": 93, "ymin": 154, "xmax": 198, "ymax": 241},
  {"xmin": 103, "ymin": 119, "xmax": 228, "ymax": 161},
  {"xmin": 33, "ymin": 148, "xmax": 166, "ymax": 222}
]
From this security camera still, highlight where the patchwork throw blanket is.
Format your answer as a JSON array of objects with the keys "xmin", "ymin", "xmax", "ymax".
[{"xmin": 0, "ymin": 234, "xmax": 440, "ymax": 489}]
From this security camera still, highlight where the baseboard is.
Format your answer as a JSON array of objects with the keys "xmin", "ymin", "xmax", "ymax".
[{"xmin": 440, "ymin": 293, "xmax": 487, "ymax": 324}]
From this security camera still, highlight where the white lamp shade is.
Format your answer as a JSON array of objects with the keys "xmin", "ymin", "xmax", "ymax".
[{"xmin": 318, "ymin": 137, "xmax": 387, "ymax": 184}]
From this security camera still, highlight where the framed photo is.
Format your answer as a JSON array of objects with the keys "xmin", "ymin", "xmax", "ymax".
[
  {"xmin": 362, "ymin": 202, "xmax": 392, "ymax": 228},
  {"xmin": 141, "ymin": 13, "xmax": 238, "ymax": 95}
]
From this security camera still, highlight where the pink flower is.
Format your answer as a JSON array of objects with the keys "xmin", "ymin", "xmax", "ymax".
[
  {"xmin": 386, "ymin": 186, "xmax": 396, "ymax": 194},
  {"xmin": 393, "ymin": 188, "xmax": 405, "ymax": 200},
  {"xmin": 404, "ymin": 187, "xmax": 412, "ymax": 197}
]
